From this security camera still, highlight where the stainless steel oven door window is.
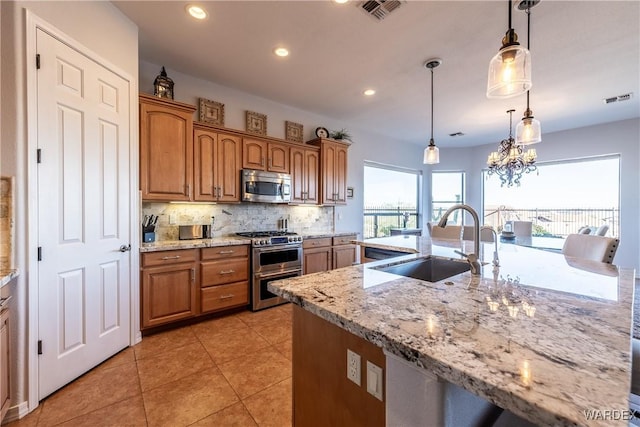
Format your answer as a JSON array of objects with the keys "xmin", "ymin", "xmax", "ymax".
[
  {"xmin": 253, "ymin": 269, "xmax": 301, "ymax": 311},
  {"xmin": 253, "ymin": 244, "xmax": 302, "ymax": 274},
  {"xmin": 242, "ymin": 169, "xmax": 291, "ymax": 203}
]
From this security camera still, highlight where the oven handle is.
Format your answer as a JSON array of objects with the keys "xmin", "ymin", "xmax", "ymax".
[
  {"xmin": 254, "ymin": 244, "xmax": 302, "ymax": 254},
  {"xmin": 255, "ymin": 269, "xmax": 302, "ymax": 279}
]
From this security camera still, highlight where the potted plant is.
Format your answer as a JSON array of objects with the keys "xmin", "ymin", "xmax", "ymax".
[{"xmin": 330, "ymin": 128, "xmax": 352, "ymax": 142}]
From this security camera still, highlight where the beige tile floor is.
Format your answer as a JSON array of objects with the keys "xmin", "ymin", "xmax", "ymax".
[{"xmin": 8, "ymin": 304, "xmax": 293, "ymax": 427}]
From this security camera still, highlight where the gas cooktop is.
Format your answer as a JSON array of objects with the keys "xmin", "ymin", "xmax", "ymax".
[
  {"xmin": 236, "ymin": 231, "xmax": 302, "ymax": 246},
  {"xmin": 236, "ymin": 231, "xmax": 297, "ymax": 238}
]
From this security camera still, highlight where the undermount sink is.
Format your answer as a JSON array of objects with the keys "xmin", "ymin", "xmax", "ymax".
[{"xmin": 374, "ymin": 256, "xmax": 471, "ymax": 282}]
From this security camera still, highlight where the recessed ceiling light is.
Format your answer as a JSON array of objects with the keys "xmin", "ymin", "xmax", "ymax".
[
  {"xmin": 274, "ymin": 47, "xmax": 289, "ymax": 57},
  {"xmin": 334, "ymin": 0, "xmax": 349, "ymax": 3},
  {"xmin": 186, "ymin": 4, "xmax": 208, "ymax": 20},
  {"xmin": 363, "ymin": 89, "xmax": 376, "ymax": 96}
]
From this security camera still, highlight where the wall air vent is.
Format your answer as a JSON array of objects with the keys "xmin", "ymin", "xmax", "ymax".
[
  {"xmin": 359, "ymin": 0, "xmax": 404, "ymax": 21},
  {"xmin": 603, "ymin": 92, "xmax": 633, "ymax": 104}
]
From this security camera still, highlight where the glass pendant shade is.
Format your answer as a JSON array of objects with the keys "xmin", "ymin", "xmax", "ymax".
[
  {"xmin": 515, "ymin": 116, "xmax": 541, "ymax": 145},
  {"xmin": 424, "ymin": 142, "xmax": 439, "ymax": 164},
  {"xmin": 486, "ymin": 45, "xmax": 531, "ymax": 99}
]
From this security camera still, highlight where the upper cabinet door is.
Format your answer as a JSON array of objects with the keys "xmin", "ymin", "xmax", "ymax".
[
  {"xmin": 334, "ymin": 145, "xmax": 348, "ymax": 204},
  {"xmin": 193, "ymin": 129, "xmax": 217, "ymax": 201},
  {"xmin": 243, "ymin": 138, "xmax": 267, "ymax": 170},
  {"xmin": 216, "ymin": 133, "xmax": 242, "ymax": 202},
  {"xmin": 305, "ymin": 149, "xmax": 319, "ymax": 204},
  {"xmin": 267, "ymin": 142, "xmax": 290, "ymax": 174},
  {"xmin": 140, "ymin": 95, "xmax": 196, "ymax": 201}
]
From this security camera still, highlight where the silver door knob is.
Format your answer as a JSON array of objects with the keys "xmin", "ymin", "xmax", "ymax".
[{"xmin": 119, "ymin": 244, "xmax": 131, "ymax": 252}]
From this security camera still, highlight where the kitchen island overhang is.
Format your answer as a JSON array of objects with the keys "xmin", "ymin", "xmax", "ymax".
[{"xmin": 269, "ymin": 236, "xmax": 635, "ymax": 427}]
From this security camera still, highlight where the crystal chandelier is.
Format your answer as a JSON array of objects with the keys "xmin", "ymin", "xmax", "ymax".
[{"xmin": 487, "ymin": 110, "xmax": 537, "ymax": 187}]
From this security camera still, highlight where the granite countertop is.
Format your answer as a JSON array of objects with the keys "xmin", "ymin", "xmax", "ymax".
[
  {"xmin": 140, "ymin": 237, "xmax": 251, "ymax": 252},
  {"xmin": 0, "ymin": 269, "xmax": 18, "ymax": 288},
  {"xmin": 269, "ymin": 235, "xmax": 634, "ymax": 427},
  {"xmin": 300, "ymin": 231, "xmax": 358, "ymax": 239}
]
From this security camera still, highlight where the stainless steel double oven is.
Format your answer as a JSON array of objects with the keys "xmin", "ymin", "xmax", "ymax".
[{"xmin": 236, "ymin": 232, "xmax": 303, "ymax": 311}]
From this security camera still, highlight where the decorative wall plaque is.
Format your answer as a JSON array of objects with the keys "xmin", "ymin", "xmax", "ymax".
[
  {"xmin": 285, "ymin": 121, "xmax": 304, "ymax": 143},
  {"xmin": 246, "ymin": 110, "xmax": 267, "ymax": 136},
  {"xmin": 199, "ymin": 98, "xmax": 225, "ymax": 126}
]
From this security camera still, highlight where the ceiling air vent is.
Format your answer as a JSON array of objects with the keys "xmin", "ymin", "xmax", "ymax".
[
  {"xmin": 359, "ymin": 0, "xmax": 404, "ymax": 21},
  {"xmin": 449, "ymin": 132, "xmax": 465, "ymax": 137},
  {"xmin": 603, "ymin": 92, "xmax": 633, "ymax": 104}
]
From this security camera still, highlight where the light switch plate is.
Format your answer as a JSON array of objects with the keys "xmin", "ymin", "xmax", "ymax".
[
  {"xmin": 347, "ymin": 349, "xmax": 361, "ymax": 386},
  {"xmin": 366, "ymin": 360, "xmax": 383, "ymax": 401}
]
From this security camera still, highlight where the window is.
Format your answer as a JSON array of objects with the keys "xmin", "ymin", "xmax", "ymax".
[
  {"xmin": 363, "ymin": 162, "xmax": 421, "ymax": 238},
  {"xmin": 431, "ymin": 172, "xmax": 465, "ymax": 225},
  {"xmin": 483, "ymin": 155, "xmax": 620, "ymax": 237}
]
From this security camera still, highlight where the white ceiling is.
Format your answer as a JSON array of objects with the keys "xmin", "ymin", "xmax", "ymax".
[{"xmin": 112, "ymin": 0, "xmax": 640, "ymax": 148}]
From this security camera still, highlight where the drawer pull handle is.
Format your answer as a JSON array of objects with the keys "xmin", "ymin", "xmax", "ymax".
[
  {"xmin": 218, "ymin": 250, "xmax": 234, "ymax": 254},
  {"xmin": 219, "ymin": 270, "xmax": 235, "ymax": 275},
  {"xmin": 220, "ymin": 294, "xmax": 235, "ymax": 300},
  {"xmin": 161, "ymin": 255, "xmax": 181, "ymax": 260}
]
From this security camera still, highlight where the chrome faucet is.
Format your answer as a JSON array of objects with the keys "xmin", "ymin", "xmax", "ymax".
[
  {"xmin": 437, "ymin": 204, "xmax": 482, "ymax": 275},
  {"xmin": 481, "ymin": 225, "xmax": 500, "ymax": 267}
]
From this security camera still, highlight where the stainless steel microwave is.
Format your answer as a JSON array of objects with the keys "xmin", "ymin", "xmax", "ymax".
[{"xmin": 241, "ymin": 169, "xmax": 291, "ymax": 203}]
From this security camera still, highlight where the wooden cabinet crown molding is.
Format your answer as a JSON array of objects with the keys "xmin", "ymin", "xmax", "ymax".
[{"xmin": 139, "ymin": 93, "xmax": 197, "ymax": 114}]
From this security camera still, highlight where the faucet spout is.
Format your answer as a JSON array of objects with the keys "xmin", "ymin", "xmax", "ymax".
[{"xmin": 438, "ymin": 204, "xmax": 481, "ymax": 275}]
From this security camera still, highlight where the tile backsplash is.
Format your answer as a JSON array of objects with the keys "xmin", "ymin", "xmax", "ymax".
[
  {"xmin": 142, "ymin": 202, "xmax": 334, "ymax": 241},
  {"xmin": 0, "ymin": 177, "xmax": 14, "ymax": 270}
]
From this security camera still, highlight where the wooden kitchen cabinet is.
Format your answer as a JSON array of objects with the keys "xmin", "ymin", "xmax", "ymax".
[
  {"xmin": 193, "ymin": 125, "xmax": 242, "ymax": 202},
  {"xmin": 290, "ymin": 146, "xmax": 319, "ymax": 204},
  {"xmin": 332, "ymin": 234, "xmax": 357, "ymax": 269},
  {"xmin": 141, "ymin": 249, "xmax": 198, "ymax": 329},
  {"xmin": 242, "ymin": 137, "xmax": 290, "ymax": 173},
  {"xmin": 307, "ymin": 138, "xmax": 349, "ymax": 205},
  {"xmin": 200, "ymin": 245, "xmax": 249, "ymax": 313},
  {"xmin": 0, "ymin": 308, "xmax": 9, "ymax": 423},
  {"xmin": 303, "ymin": 235, "xmax": 357, "ymax": 274},
  {"xmin": 303, "ymin": 237, "xmax": 332, "ymax": 275},
  {"xmin": 140, "ymin": 94, "xmax": 196, "ymax": 201}
]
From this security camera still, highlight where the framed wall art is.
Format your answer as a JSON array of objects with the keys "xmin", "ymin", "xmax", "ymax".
[
  {"xmin": 199, "ymin": 98, "xmax": 225, "ymax": 126},
  {"xmin": 246, "ymin": 110, "xmax": 267, "ymax": 135},
  {"xmin": 285, "ymin": 121, "xmax": 304, "ymax": 143}
]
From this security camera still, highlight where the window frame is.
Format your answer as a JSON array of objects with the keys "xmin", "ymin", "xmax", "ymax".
[
  {"xmin": 431, "ymin": 171, "xmax": 466, "ymax": 225},
  {"xmin": 363, "ymin": 161, "xmax": 423, "ymax": 238}
]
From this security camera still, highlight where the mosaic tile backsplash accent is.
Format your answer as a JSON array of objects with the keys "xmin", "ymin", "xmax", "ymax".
[
  {"xmin": 0, "ymin": 177, "xmax": 14, "ymax": 270},
  {"xmin": 142, "ymin": 202, "xmax": 334, "ymax": 241}
]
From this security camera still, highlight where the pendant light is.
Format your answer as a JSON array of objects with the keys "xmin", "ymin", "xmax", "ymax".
[
  {"xmin": 486, "ymin": 0, "xmax": 531, "ymax": 99},
  {"xmin": 423, "ymin": 58, "xmax": 442, "ymax": 165},
  {"xmin": 515, "ymin": 0, "xmax": 541, "ymax": 145}
]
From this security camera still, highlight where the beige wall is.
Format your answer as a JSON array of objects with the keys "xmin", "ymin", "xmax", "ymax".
[{"xmin": 0, "ymin": 0, "xmax": 138, "ymax": 415}]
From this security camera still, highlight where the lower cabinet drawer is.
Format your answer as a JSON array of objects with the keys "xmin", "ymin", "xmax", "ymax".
[
  {"xmin": 201, "ymin": 282, "xmax": 249, "ymax": 313},
  {"xmin": 201, "ymin": 259, "xmax": 248, "ymax": 286}
]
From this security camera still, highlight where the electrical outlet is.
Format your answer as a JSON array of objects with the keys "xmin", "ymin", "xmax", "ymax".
[
  {"xmin": 347, "ymin": 349, "xmax": 361, "ymax": 386},
  {"xmin": 366, "ymin": 361, "xmax": 383, "ymax": 401},
  {"xmin": 168, "ymin": 214, "xmax": 175, "ymax": 225}
]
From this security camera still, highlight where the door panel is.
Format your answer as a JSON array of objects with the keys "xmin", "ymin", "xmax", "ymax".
[{"xmin": 36, "ymin": 28, "xmax": 131, "ymax": 399}]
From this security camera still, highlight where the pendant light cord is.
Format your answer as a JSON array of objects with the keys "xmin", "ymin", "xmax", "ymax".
[
  {"xmin": 526, "ymin": 6, "xmax": 531, "ymax": 111},
  {"xmin": 509, "ymin": 110, "xmax": 514, "ymax": 139},
  {"xmin": 430, "ymin": 67, "xmax": 434, "ymax": 141},
  {"xmin": 508, "ymin": 0, "xmax": 512, "ymax": 31}
]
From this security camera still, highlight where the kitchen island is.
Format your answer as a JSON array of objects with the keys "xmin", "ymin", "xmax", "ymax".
[{"xmin": 269, "ymin": 235, "xmax": 634, "ymax": 426}]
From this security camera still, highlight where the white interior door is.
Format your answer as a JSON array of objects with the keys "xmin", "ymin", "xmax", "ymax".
[{"xmin": 35, "ymin": 28, "xmax": 131, "ymax": 399}]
